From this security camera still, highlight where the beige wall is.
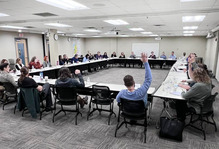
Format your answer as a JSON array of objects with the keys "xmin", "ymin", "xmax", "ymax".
[
  {"xmin": 83, "ymin": 37, "xmax": 207, "ymax": 58},
  {"xmin": 0, "ymin": 30, "xmax": 44, "ymax": 62}
]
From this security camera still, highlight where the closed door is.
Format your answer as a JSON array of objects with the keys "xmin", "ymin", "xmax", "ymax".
[{"xmin": 15, "ymin": 39, "xmax": 29, "ymax": 66}]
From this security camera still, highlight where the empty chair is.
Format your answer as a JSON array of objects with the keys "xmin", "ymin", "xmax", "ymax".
[
  {"xmin": 185, "ymin": 92, "xmax": 218, "ymax": 140},
  {"xmin": 8, "ymin": 59, "xmax": 15, "ymax": 70},
  {"xmin": 115, "ymin": 98, "xmax": 149, "ymax": 143},
  {"xmin": 2, "ymin": 82, "xmax": 17, "ymax": 111},
  {"xmin": 53, "ymin": 87, "xmax": 82, "ymax": 125},
  {"xmin": 87, "ymin": 85, "xmax": 116, "ymax": 125}
]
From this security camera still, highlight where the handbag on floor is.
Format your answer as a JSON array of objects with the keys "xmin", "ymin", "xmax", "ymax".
[{"xmin": 159, "ymin": 117, "xmax": 184, "ymax": 141}]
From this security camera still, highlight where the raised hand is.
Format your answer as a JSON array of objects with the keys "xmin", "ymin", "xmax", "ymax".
[{"xmin": 141, "ymin": 53, "xmax": 148, "ymax": 63}]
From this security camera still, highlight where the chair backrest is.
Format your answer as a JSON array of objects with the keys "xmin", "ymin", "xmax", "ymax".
[
  {"xmin": 202, "ymin": 92, "xmax": 218, "ymax": 113},
  {"xmin": 92, "ymin": 85, "xmax": 111, "ymax": 100},
  {"xmin": 55, "ymin": 86, "xmax": 77, "ymax": 102},
  {"xmin": 2, "ymin": 82, "xmax": 17, "ymax": 94},
  {"xmin": 120, "ymin": 98, "xmax": 145, "ymax": 116},
  {"xmin": 8, "ymin": 59, "xmax": 15, "ymax": 70}
]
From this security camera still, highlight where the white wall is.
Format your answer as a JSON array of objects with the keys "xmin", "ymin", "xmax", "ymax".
[
  {"xmin": 83, "ymin": 37, "xmax": 207, "ymax": 58},
  {"xmin": 0, "ymin": 31, "xmax": 44, "ymax": 62}
]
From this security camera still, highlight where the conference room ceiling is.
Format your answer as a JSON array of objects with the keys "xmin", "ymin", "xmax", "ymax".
[{"xmin": 0, "ymin": 0, "xmax": 219, "ymax": 38}]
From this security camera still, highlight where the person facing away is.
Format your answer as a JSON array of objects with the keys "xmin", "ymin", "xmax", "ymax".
[
  {"xmin": 130, "ymin": 51, "xmax": 136, "ymax": 58},
  {"xmin": 83, "ymin": 54, "xmax": 89, "ymax": 62},
  {"xmin": 0, "ymin": 63, "xmax": 18, "ymax": 87},
  {"xmin": 55, "ymin": 67, "xmax": 87, "ymax": 108},
  {"xmin": 62, "ymin": 54, "xmax": 69, "ymax": 64},
  {"xmin": 15, "ymin": 58, "xmax": 24, "ymax": 71},
  {"xmin": 58, "ymin": 55, "xmax": 64, "ymax": 65},
  {"xmin": 169, "ymin": 51, "xmax": 177, "ymax": 59},
  {"xmin": 18, "ymin": 67, "xmax": 53, "ymax": 111},
  {"xmin": 111, "ymin": 52, "xmax": 117, "ymax": 57},
  {"xmin": 96, "ymin": 51, "xmax": 102, "ymax": 60},
  {"xmin": 160, "ymin": 52, "xmax": 167, "ymax": 59},
  {"xmin": 119, "ymin": 52, "xmax": 125, "ymax": 58},
  {"xmin": 89, "ymin": 53, "xmax": 94, "ymax": 60},
  {"xmin": 102, "ymin": 52, "xmax": 108, "ymax": 59},
  {"xmin": 116, "ymin": 53, "xmax": 152, "ymax": 107},
  {"xmin": 149, "ymin": 51, "xmax": 156, "ymax": 59},
  {"xmin": 43, "ymin": 56, "xmax": 51, "ymax": 68},
  {"xmin": 181, "ymin": 52, "xmax": 186, "ymax": 60},
  {"xmin": 1, "ymin": 59, "xmax": 8, "ymax": 64},
  {"xmin": 71, "ymin": 54, "xmax": 79, "ymax": 63},
  {"xmin": 29, "ymin": 56, "xmax": 42, "ymax": 69},
  {"xmin": 176, "ymin": 67, "xmax": 212, "ymax": 122}
]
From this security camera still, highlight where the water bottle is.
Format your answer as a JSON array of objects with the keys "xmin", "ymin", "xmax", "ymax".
[
  {"xmin": 87, "ymin": 77, "xmax": 90, "ymax": 85},
  {"xmin": 32, "ymin": 65, "xmax": 34, "ymax": 69},
  {"xmin": 57, "ymin": 61, "xmax": 59, "ymax": 65},
  {"xmin": 40, "ymin": 72, "xmax": 43, "ymax": 81}
]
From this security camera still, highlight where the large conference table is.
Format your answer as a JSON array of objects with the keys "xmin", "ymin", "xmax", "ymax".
[{"xmin": 18, "ymin": 58, "xmax": 176, "ymax": 79}]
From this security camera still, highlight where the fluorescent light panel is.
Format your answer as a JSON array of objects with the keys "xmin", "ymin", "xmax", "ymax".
[
  {"xmin": 129, "ymin": 28, "xmax": 144, "ymax": 31},
  {"xmin": 0, "ymin": 13, "xmax": 9, "ymax": 17},
  {"xmin": 74, "ymin": 34, "xmax": 85, "ymax": 36},
  {"xmin": 182, "ymin": 15, "xmax": 205, "ymax": 22},
  {"xmin": 0, "ymin": 25, "xmax": 27, "ymax": 29},
  {"xmin": 181, "ymin": 0, "xmax": 208, "ymax": 2},
  {"xmin": 149, "ymin": 34, "xmax": 158, "ymax": 37},
  {"xmin": 141, "ymin": 32, "xmax": 152, "ymax": 34},
  {"xmin": 183, "ymin": 26, "xmax": 198, "ymax": 30},
  {"xmin": 184, "ymin": 34, "xmax": 193, "ymax": 36},
  {"xmin": 183, "ymin": 31, "xmax": 195, "ymax": 33},
  {"xmin": 57, "ymin": 31, "xmax": 65, "ymax": 33},
  {"xmin": 104, "ymin": 19, "xmax": 129, "ymax": 25},
  {"xmin": 45, "ymin": 23, "xmax": 72, "ymax": 27},
  {"xmin": 84, "ymin": 29, "xmax": 101, "ymax": 32},
  {"xmin": 35, "ymin": 0, "xmax": 89, "ymax": 10}
]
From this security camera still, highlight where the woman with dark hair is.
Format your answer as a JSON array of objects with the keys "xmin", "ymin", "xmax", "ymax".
[
  {"xmin": 29, "ymin": 56, "xmax": 42, "ymax": 69},
  {"xmin": 18, "ymin": 67, "xmax": 53, "ymax": 111},
  {"xmin": 58, "ymin": 55, "xmax": 64, "ymax": 65},
  {"xmin": 119, "ymin": 52, "xmax": 125, "ymax": 58},
  {"xmin": 176, "ymin": 67, "xmax": 212, "ymax": 122},
  {"xmin": 55, "ymin": 67, "xmax": 87, "ymax": 108},
  {"xmin": 103, "ymin": 52, "xmax": 108, "ymax": 59},
  {"xmin": 83, "ymin": 54, "xmax": 89, "ymax": 62},
  {"xmin": 1, "ymin": 59, "xmax": 8, "ymax": 64},
  {"xmin": 15, "ymin": 58, "xmax": 24, "ymax": 71}
]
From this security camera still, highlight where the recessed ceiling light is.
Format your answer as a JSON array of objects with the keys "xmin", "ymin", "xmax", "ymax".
[
  {"xmin": 35, "ymin": 0, "xmax": 89, "ymax": 10},
  {"xmin": 129, "ymin": 28, "xmax": 144, "ymax": 31},
  {"xmin": 183, "ymin": 31, "xmax": 195, "ymax": 33},
  {"xmin": 57, "ymin": 31, "xmax": 65, "ymax": 33},
  {"xmin": 92, "ymin": 36, "xmax": 101, "ymax": 37},
  {"xmin": 0, "ymin": 25, "xmax": 27, "ymax": 29},
  {"xmin": 149, "ymin": 34, "xmax": 158, "ymax": 36},
  {"xmin": 184, "ymin": 34, "xmax": 193, "ymax": 36},
  {"xmin": 45, "ymin": 23, "xmax": 72, "ymax": 27},
  {"xmin": 0, "ymin": 13, "xmax": 9, "ymax": 17},
  {"xmin": 183, "ymin": 26, "xmax": 198, "ymax": 30},
  {"xmin": 104, "ymin": 19, "xmax": 129, "ymax": 25},
  {"xmin": 119, "ymin": 35, "xmax": 129, "ymax": 37},
  {"xmin": 18, "ymin": 30, "xmax": 22, "ymax": 33},
  {"xmin": 84, "ymin": 29, "xmax": 101, "ymax": 32},
  {"xmin": 141, "ymin": 32, "xmax": 152, "ymax": 34},
  {"xmin": 74, "ymin": 34, "xmax": 85, "ymax": 36},
  {"xmin": 182, "ymin": 15, "xmax": 205, "ymax": 22}
]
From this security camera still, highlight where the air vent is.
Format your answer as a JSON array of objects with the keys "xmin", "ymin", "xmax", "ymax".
[
  {"xmin": 154, "ymin": 24, "xmax": 165, "ymax": 27},
  {"xmin": 24, "ymin": 26, "xmax": 35, "ymax": 28},
  {"xmin": 84, "ymin": 27, "xmax": 96, "ymax": 29},
  {"xmin": 33, "ymin": 12, "xmax": 57, "ymax": 17}
]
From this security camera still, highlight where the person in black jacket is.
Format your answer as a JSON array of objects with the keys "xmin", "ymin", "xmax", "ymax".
[{"xmin": 18, "ymin": 67, "xmax": 53, "ymax": 111}]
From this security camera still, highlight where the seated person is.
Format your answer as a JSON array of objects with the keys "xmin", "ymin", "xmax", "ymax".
[
  {"xmin": 0, "ymin": 63, "xmax": 18, "ymax": 87},
  {"xmin": 71, "ymin": 54, "xmax": 79, "ymax": 63},
  {"xmin": 176, "ymin": 67, "xmax": 212, "ymax": 122},
  {"xmin": 160, "ymin": 52, "xmax": 167, "ymax": 59},
  {"xmin": 169, "ymin": 51, "xmax": 177, "ymax": 59},
  {"xmin": 15, "ymin": 58, "xmax": 24, "ymax": 71},
  {"xmin": 1, "ymin": 59, "xmax": 8, "ymax": 64},
  {"xmin": 59, "ymin": 55, "xmax": 64, "ymax": 65},
  {"xmin": 62, "ymin": 54, "xmax": 69, "ymax": 64},
  {"xmin": 55, "ymin": 67, "xmax": 87, "ymax": 108},
  {"xmin": 129, "ymin": 51, "xmax": 136, "ymax": 58},
  {"xmin": 89, "ymin": 53, "xmax": 94, "ymax": 60},
  {"xmin": 18, "ymin": 67, "xmax": 53, "ymax": 111},
  {"xmin": 149, "ymin": 51, "xmax": 156, "ymax": 59},
  {"xmin": 96, "ymin": 51, "xmax": 102, "ymax": 60},
  {"xmin": 43, "ymin": 56, "xmax": 51, "ymax": 68},
  {"xmin": 116, "ymin": 53, "xmax": 152, "ymax": 107},
  {"xmin": 29, "ymin": 56, "xmax": 42, "ymax": 69},
  {"xmin": 111, "ymin": 52, "xmax": 117, "ymax": 57},
  {"xmin": 119, "ymin": 52, "xmax": 125, "ymax": 58},
  {"xmin": 102, "ymin": 52, "xmax": 108, "ymax": 59},
  {"xmin": 181, "ymin": 52, "xmax": 186, "ymax": 61},
  {"xmin": 83, "ymin": 54, "xmax": 89, "ymax": 62}
]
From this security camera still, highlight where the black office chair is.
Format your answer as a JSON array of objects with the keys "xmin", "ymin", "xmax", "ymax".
[
  {"xmin": 115, "ymin": 98, "xmax": 149, "ymax": 143},
  {"xmin": 87, "ymin": 85, "xmax": 116, "ymax": 125},
  {"xmin": 185, "ymin": 92, "xmax": 218, "ymax": 140},
  {"xmin": 53, "ymin": 87, "xmax": 82, "ymax": 125},
  {"xmin": 2, "ymin": 82, "xmax": 18, "ymax": 111}
]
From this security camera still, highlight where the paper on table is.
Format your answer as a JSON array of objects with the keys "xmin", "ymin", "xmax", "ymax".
[{"xmin": 170, "ymin": 91, "xmax": 181, "ymax": 96}]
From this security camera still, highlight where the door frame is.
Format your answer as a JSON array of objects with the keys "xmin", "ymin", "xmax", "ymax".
[{"xmin": 14, "ymin": 38, "xmax": 29, "ymax": 66}]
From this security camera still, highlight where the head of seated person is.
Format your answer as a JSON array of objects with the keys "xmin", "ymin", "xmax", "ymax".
[
  {"xmin": 124, "ymin": 75, "xmax": 135, "ymax": 92},
  {"xmin": 0, "ymin": 63, "xmax": 10, "ymax": 72},
  {"xmin": 1, "ymin": 59, "xmax": 8, "ymax": 64},
  {"xmin": 191, "ymin": 67, "xmax": 211, "ymax": 84}
]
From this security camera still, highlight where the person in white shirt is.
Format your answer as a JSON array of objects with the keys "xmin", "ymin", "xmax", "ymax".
[{"xmin": 15, "ymin": 58, "xmax": 24, "ymax": 71}]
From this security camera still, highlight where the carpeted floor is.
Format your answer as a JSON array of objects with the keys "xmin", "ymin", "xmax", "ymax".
[{"xmin": 0, "ymin": 66, "xmax": 218, "ymax": 149}]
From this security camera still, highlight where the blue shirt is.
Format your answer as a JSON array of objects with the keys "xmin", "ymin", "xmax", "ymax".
[
  {"xmin": 169, "ymin": 55, "xmax": 177, "ymax": 59},
  {"xmin": 116, "ymin": 62, "xmax": 152, "ymax": 106},
  {"xmin": 96, "ymin": 55, "xmax": 102, "ymax": 59},
  {"xmin": 160, "ymin": 55, "xmax": 166, "ymax": 59},
  {"xmin": 83, "ymin": 57, "xmax": 89, "ymax": 62},
  {"xmin": 71, "ymin": 57, "xmax": 79, "ymax": 63}
]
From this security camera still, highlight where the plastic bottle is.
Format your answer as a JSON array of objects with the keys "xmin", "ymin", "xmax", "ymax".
[
  {"xmin": 87, "ymin": 77, "xmax": 90, "ymax": 85},
  {"xmin": 57, "ymin": 61, "xmax": 59, "ymax": 65},
  {"xmin": 40, "ymin": 72, "xmax": 43, "ymax": 81}
]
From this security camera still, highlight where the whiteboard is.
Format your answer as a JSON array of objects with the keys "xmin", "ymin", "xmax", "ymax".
[{"xmin": 132, "ymin": 43, "xmax": 159, "ymax": 57}]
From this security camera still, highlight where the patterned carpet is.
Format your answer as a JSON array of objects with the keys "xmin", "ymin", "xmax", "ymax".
[{"xmin": 0, "ymin": 66, "xmax": 218, "ymax": 149}]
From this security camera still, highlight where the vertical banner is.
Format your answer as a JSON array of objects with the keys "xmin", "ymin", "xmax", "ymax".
[{"xmin": 73, "ymin": 38, "xmax": 81, "ymax": 56}]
